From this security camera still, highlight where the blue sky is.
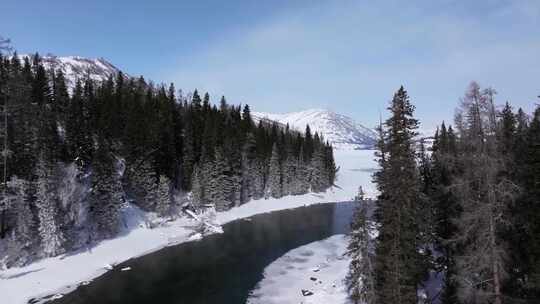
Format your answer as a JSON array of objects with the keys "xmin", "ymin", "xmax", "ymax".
[{"xmin": 2, "ymin": 0, "xmax": 539, "ymax": 129}]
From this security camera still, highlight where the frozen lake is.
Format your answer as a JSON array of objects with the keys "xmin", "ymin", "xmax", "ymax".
[{"xmin": 44, "ymin": 202, "xmax": 359, "ymax": 304}]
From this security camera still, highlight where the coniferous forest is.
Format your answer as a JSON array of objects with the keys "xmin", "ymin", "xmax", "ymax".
[
  {"xmin": 346, "ymin": 84, "xmax": 540, "ymax": 304},
  {"xmin": 0, "ymin": 53, "xmax": 336, "ymax": 267}
]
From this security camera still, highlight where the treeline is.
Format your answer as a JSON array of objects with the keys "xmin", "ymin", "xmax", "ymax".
[
  {"xmin": 0, "ymin": 53, "xmax": 336, "ymax": 267},
  {"xmin": 347, "ymin": 83, "xmax": 540, "ymax": 304}
]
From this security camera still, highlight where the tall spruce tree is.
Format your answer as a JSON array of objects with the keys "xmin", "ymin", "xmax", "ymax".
[
  {"xmin": 429, "ymin": 122, "xmax": 460, "ymax": 304},
  {"xmin": 373, "ymin": 86, "xmax": 424, "ymax": 304},
  {"xmin": 89, "ymin": 137, "xmax": 122, "ymax": 240}
]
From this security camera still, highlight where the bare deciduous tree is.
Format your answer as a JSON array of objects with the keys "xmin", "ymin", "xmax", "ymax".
[{"xmin": 452, "ymin": 82, "xmax": 520, "ymax": 304}]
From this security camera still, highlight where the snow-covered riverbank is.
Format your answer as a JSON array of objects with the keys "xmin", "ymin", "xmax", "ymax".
[
  {"xmin": 248, "ymin": 235, "xmax": 351, "ymax": 304},
  {"xmin": 0, "ymin": 150, "xmax": 376, "ymax": 304}
]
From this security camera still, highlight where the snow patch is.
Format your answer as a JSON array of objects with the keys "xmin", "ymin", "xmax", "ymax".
[{"xmin": 248, "ymin": 235, "xmax": 351, "ymax": 304}]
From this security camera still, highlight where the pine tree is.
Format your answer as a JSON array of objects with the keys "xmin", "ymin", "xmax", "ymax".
[
  {"xmin": 182, "ymin": 108, "xmax": 195, "ymax": 190},
  {"xmin": 127, "ymin": 160, "xmax": 157, "ymax": 211},
  {"xmin": 66, "ymin": 80, "xmax": 93, "ymax": 168},
  {"xmin": 309, "ymin": 145, "xmax": 327, "ymax": 192},
  {"xmin": 429, "ymin": 123, "xmax": 460, "ymax": 304},
  {"xmin": 373, "ymin": 86, "xmax": 424, "ymax": 304},
  {"xmin": 498, "ymin": 102, "xmax": 516, "ymax": 159},
  {"xmin": 241, "ymin": 104, "xmax": 253, "ymax": 133},
  {"xmin": 155, "ymin": 175, "xmax": 171, "ymax": 218},
  {"xmin": 191, "ymin": 164, "xmax": 204, "ymax": 209},
  {"xmin": 346, "ymin": 200, "xmax": 376, "ymax": 304},
  {"xmin": 304, "ymin": 124, "xmax": 313, "ymax": 161},
  {"xmin": 293, "ymin": 146, "xmax": 309, "ymax": 195},
  {"xmin": 240, "ymin": 132, "xmax": 257, "ymax": 203},
  {"xmin": 266, "ymin": 143, "xmax": 282, "ymax": 198},
  {"xmin": 208, "ymin": 147, "xmax": 233, "ymax": 211},
  {"xmin": 51, "ymin": 69, "xmax": 70, "ymax": 130},
  {"xmin": 89, "ymin": 138, "xmax": 122, "ymax": 240},
  {"xmin": 252, "ymin": 159, "xmax": 266, "ymax": 200}
]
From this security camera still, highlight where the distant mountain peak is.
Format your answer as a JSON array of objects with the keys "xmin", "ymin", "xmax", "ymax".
[
  {"xmin": 17, "ymin": 54, "xmax": 123, "ymax": 88},
  {"xmin": 253, "ymin": 109, "xmax": 377, "ymax": 150}
]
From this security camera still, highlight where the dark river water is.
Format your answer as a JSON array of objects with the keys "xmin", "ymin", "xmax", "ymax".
[{"xmin": 45, "ymin": 202, "xmax": 357, "ymax": 304}]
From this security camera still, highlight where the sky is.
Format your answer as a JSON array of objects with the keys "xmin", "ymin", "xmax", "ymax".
[{"xmin": 2, "ymin": 0, "xmax": 539, "ymax": 129}]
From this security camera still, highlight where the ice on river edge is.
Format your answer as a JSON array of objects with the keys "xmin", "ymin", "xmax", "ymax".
[
  {"xmin": 0, "ymin": 150, "xmax": 377, "ymax": 304},
  {"xmin": 248, "ymin": 235, "xmax": 352, "ymax": 304}
]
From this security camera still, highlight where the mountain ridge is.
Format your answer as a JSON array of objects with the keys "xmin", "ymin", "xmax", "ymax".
[{"xmin": 253, "ymin": 109, "xmax": 377, "ymax": 150}]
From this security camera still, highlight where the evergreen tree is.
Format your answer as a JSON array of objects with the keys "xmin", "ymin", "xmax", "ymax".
[
  {"xmin": 127, "ymin": 160, "xmax": 157, "ymax": 211},
  {"xmin": 240, "ymin": 132, "xmax": 257, "ymax": 203},
  {"xmin": 309, "ymin": 145, "xmax": 327, "ymax": 192},
  {"xmin": 498, "ymin": 102, "xmax": 516, "ymax": 160},
  {"xmin": 373, "ymin": 86, "xmax": 424, "ymax": 304},
  {"xmin": 266, "ymin": 143, "xmax": 282, "ymax": 198},
  {"xmin": 155, "ymin": 175, "xmax": 171, "ymax": 218},
  {"xmin": 241, "ymin": 104, "xmax": 253, "ymax": 133},
  {"xmin": 89, "ymin": 138, "xmax": 122, "ymax": 240},
  {"xmin": 428, "ymin": 122, "xmax": 460, "ymax": 304},
  {"xmin": 294, "ymin": 146, "xmax": 310, "ymax": 195},
  {"xmin": 346, "ymin": 201, "xmax": 376, "ymax": 304},
  {"xmin": 191, "ymin": 164, "xmax": 204, "ymax": 209},
  {"xmin": 65, "ymin": 80, "xmax": 93, "ymax": 168}
]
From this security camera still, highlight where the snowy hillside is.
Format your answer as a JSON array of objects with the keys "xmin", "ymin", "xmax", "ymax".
[
  {"xmin": 253, "ymin": 109, "xmax": 377, "ymax": 150},
  {"xmin": 18, "ymin": 54, "xmax": 122, "ymax": 88}
]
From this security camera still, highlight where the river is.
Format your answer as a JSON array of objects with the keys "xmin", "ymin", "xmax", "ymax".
[{"xmin": 44, "ymin": 202, "xmax": 357, "ymax": 304}]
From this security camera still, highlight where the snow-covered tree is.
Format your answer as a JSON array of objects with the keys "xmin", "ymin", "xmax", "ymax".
[
  {"xmin": 293, "ymin": 147, "xmax": 309, "ymax": 195},
  {"xmin": 2, "ymin": 177, "xmax": 37, "ymax": 266},
  {"xmin": 127, "ymin": 160, "xmax": 157, "ymax": 211},
  {"xmin": 266, "ymin": 143, "xmax": 282, "ymax": 198},
  {"xmin": 252, "ymin": 159, "xmax": 266, "ymax": 200},
  {"xmin": 35, "ymin": 158, "xmax": 65, "ymax": 257},
  {"xmin": 191, "ymin": 165, "xmax": 204, "ymax": 209},
  {"xmin": 346, "ymin": 202, "xmax": 376, "ymax": 304},
  {"xmin": 89, "ymin": 140, "xmax": 122, "ymax": 240},
  {"xmin": 309, "ymin": 146, "xmax": 327, "ymax": 192},
  {"xmin": 155, "ymin": 175, "xmax": 171, "ymax": 217},
  {"xmin": 209, "ymin": 147, "xmax": 233, "ymax": 211},
  {"xmin": 281, "ymin": 154, "xmax": 296, "ymax": 196}
]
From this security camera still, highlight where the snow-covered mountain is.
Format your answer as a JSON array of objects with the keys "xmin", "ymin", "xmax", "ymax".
[
  {"xmin": 253, "ymin": 109, "xmax": 377, "ymax": 150},
  {"xmin": 18, "ymin": 54, "xmax": 122, "ymax": 88}
]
